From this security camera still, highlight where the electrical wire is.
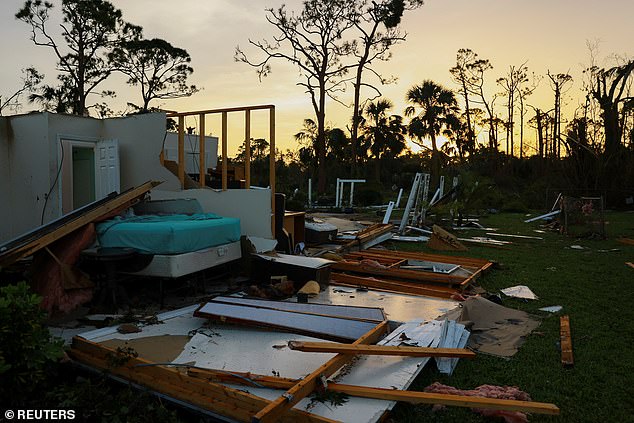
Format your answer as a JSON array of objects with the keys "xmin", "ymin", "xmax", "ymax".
[{"xmin": 40, "ymin": 137, "xmax": 65, "ymax": 225}]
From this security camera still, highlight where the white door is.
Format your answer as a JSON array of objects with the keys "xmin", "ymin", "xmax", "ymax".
[{"xmin": 95, "ymin": 139, "xmax": 120, "ymax": 199}]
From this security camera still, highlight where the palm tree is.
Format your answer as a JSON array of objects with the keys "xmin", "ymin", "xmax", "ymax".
[
  {"xmin": 363, "ymin": 99, "xmax": 407, "ymax": 181},
  {"xmin": 405, "ymin": 80, "xmax": 459, "ymax": 189}
]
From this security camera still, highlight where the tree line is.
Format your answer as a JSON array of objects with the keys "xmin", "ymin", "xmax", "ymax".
[
  {"xmin": 237, "ymin": 0, "xmax": 634, "ymax": 203},
  {"xmin": 0, "ymin": 0, "xmax": 198, "ymax": 117}
]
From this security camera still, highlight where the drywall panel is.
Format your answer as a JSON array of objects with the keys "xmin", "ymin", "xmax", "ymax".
[
  {"xmin": 150, "ymin": 188, "xmax": 272, "ymax": 238},
  {"xmin": 163, "ymin": 132, "xmax": 218, "ymax": 174},
  {"xmin": 0, "ymin": 113, "xmax": 51, "ymax": 242},
  {"xmin": 102, "ymin": 113, "xmax": 180, "ymax": 191}
]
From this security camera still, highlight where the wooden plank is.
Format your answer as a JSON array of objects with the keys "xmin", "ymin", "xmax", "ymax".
[
  {"xmin": 269, "ymin": 107, "xmax": 276, "ymax": 237},
  {"xmin": 560, "ymin": 315, "xmax": 574, "ymax": 367},
  {"xmin": 350, "ymin": 250, "xmax": 491, "ymax": 268},
  {"xmin": 178, "ymin": 116, "xmax": 185, "ymax": 188},
  {"xmin": 166, "ymin": 104, "xmax": 274, "ymax": 118},
  {"xmin": 199, "ymin": 113, "xmax": 206, "ymax": 187},
  {"xmin": 252, "ymin": 321, "xmax": 388, "ymax": 423},
  {"xmin": 188, "ymin": 368, "xmax": 559, "ymax": 416},
  {"xmin": 0, "ymin": 181, "xmax": 159, "ymax": 267},
  {"xmin": 332, "ymin": 261, "xmax": 466, "ymax": 286},
  {"xmin": 70, "ymin": 338, "xmax": 334, "ymax": 423},
  {"xmin": 221, "ymin": 111, "xmax": 228, "ymax": 191},
  {"xmin": 617, "ymin": 237, "xmax": 634, "ymax": 246},
  {"xmin": 287, "ymin": 341, "xmax": 476, "ymax": 358},
  {"xmin": 330, "ymin": 273, "xmax": 459, "ymax": 299},
  {"xmin": 329, "ymin": 385, "xmax": 560, "ymax": 415},
  {"xmin": 626, "ymin": 262, "xmax": 634, "ymax": 269},
  {"xmin": 245, "ymin": 109, "xmax": 251, "ymax": 188}
]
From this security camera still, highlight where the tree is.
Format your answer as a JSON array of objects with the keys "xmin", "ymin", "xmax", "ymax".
[
  {"xmin": 0, "ymin": 68, "xmax": 43, "ymax": 115},
  {"xmin": 16, "ymin": 0, "xmax": 140, "ymax": 116},
  {"xmin": 347, "ymin": 0, "xmax": 422, "ymax": 176},
  {"xmin": 450, "ymin": 49, "xmax": 478, "ymax": 154},
  {"xmin": 458, "ymin": 50, "xmax": 498, "ymax": 150},
  {"xmin": 496, "ymin": 63, "xmax": 528, "ymax": 158},
  {"xmin": 236, "ymin": 0, "xmax": 356, "ymax": 193},
  {"xmin": 547, "ymin": 71, "xmax": 573, "ymax": 158},
  {"xmin": 110, "ymin": 38, "xmax": 199, "ymax": 113},
  {"xmin": 406, "ymin": 80, "xmax": 459, "ymax": 188},
  {"xmin": 589, "ymin": 60, "xmax": 634, "ymax": 156},
  {"xmin": 362, "ymin": 99, "xmax": 406, "ymax": 181}
]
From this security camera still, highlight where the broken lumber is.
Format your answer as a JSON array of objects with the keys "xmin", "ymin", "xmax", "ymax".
[
  {"xmin": 330, "ymin": 273, "xmax": 459, "ymax": 299},
  {"xmin": 69, "ymin": 337, "xmax": 334, "ymax": 423},
  {"xmin": 251, "ymin": 321, "xmax": 388, "ymax": 423},
  {"xmin": 188, "ymin": 368, "xmax": 559, "ymax": 416},
  {"xmin": 427, "ymin": 225, "xmax": 468, "ymax": 251},
  {"xmin": 560, "ymin": 315, "xmax": 574, "ymax": 367},
  {"xmin": 287, "ymin": 341, "xmax": 476, "ymax": 358},
  {"xmin": 0, "ymin": 181, "xmax": 160, "ymax": 267}
]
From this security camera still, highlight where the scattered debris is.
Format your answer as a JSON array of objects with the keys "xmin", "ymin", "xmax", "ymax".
[
  {"xmin": 424, "ymin": 382, "xmax": 549, "ymax": 423},
  {"xmin": 428, "ymin": 225, "xmax": 468, "ymax": 251},
  {"xmin": 524, "ymin": 210, "xmax": 561, "ymax": 223},
  {"xmin": 117, "ymin": 323, "xmax": 141, "ymax": 334},
  {"xmin": 501, "ymin": 285, "xmax": 538, "ymax": 300},
  {"xmin": 539, "ymin": 305, "xmax": 563, "ymax": 313},
  {"xmin": 560, "ymin": 315, "xmax": 574, "ymax": 367},
  {"xmin": 442, "ymin": 296, "xmax": 540, "ymax": 357}
]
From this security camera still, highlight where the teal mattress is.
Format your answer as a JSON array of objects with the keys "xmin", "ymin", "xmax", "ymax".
[{"xmin": 96, "ymin": 213, "xmax": 241, "ymax": 254}]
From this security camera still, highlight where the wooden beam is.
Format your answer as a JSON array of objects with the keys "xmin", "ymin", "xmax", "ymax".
[
  {"xmin": 332, "ymin": 261, "xmax": 466, "ymax": 286},
  {"xmin": 269, "ymin": 107, "xmax": 276, "ymax": 237},
  {"xmin": 199, "ymin": 113, "xmax": 206, "ymax": 187},
  {"xmin": 287, "ymin": 341, "xmax": 476, "ymax": 358},
  {"xmin": 330, "ymin": 275, "xmax": 459, "ymax": 300},
  {"xmin": 166, "ymin": 104, "xmax": 274, "ymax": 118},
  {"xmin": 70, "ymin": 337, "xmax": 334, "ymax": 423},
  {"xmin": 252, "ymin": 320, "xmax": 388, "ymax": 423},
  {"xmin": 221, "ymin": 111, "xmax": 228, "ymax": 191},
  {"xmin": 329, "ymin": 385, "xmax": 560, "ymax": 415},
  {"xmin": 188, "ymin": 368, "xmax": 559, "ymax": 416},
  {"xmin": 560, "ymin": 315, "xmax": 574, "ymax": 367},
  {"xmin": 0, "ymin": 181, "xmax": 159, "ymax": 267},
  {"xmin": 348, "ymin": 250, "xmax": 491, "ymax": 268},
  {"xmin": 178, "ymin": 116, "xmax": 185, "ymax": 188},
  {"xmin": 245, "ymin": 109, "xmax": 251, "ymax": 188}
]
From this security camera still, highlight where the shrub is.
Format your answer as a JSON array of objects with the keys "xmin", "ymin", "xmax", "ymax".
[{"xmin": 0, "ymin": 282, "xmax": 64, "ymax": 400}]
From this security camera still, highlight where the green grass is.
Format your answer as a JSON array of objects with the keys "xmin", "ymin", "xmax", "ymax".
[{"xmin": 388, "ymin": 211, "xmax": 634, "ymax": 423}]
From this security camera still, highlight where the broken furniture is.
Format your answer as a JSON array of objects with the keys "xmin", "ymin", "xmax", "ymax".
[
  {"xmin": 330, "ymin": 249, "xmax": 492, "ymax": 299},
  {"xmin": 251, "ymin": 253, "xmax": 334, "ymax": 286},
  {"xmin": 79, "ymin": 247, "xmax": 140, "ymax": 308}
]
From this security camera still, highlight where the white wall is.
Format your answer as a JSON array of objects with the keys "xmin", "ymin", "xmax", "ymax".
[
  {"xmin": 0, "ymin": 112, "xmax": 269, "ymax": 243},
  {"xmin": 102, "ymin": 113, "xmax": 181, "ymax": 192},
  {"xmin": 0, "ymin": 113, "xmax": 51, "ymax": 242},
  {"xmin": 150, "ymin": 188, "xmax": 273, "ymax": 238}
]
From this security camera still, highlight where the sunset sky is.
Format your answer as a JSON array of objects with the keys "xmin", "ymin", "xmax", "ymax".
[{"xmin": 1, "ymin": 0, "xmax": 632, "ymax": 155}]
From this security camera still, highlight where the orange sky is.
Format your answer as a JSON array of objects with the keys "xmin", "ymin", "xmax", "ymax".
[{"xmin": 1, "ymin": 0, "xmax": 632, "ymax": 156}]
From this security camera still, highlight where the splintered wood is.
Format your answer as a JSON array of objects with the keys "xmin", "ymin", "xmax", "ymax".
[{"xmin": 560, "ymin": 315, "xmax": 574, "ymax": 367}]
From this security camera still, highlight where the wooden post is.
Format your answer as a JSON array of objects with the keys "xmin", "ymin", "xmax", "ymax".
[
  {"xmin": 269, "ymin": 107, "xmax": 276, "ymax": 236},
  {"xmin": 221, "ymin": 111, "xmax": 228, "ymax": 191},
  {"xmin": 245, "ymin": 109, "xmax": 251, "ymax": 189},
  {"xmin": 178, "ymin": 116, "xmax": 185, "ymax": 188},
  {"xmin": 252, "ymin": 321, "xmax": 388, "ymax": 423},
  {"xmin": 199, "ymin": 113, "xmax": 206, "ymax": 188}
]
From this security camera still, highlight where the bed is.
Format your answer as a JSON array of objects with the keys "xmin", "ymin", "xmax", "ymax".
[{"xmin": 95, "ymin": 213, "xmax": 242, "ymax": 278}]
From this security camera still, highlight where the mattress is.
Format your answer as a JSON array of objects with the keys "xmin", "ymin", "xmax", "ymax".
[
  {"xmin": 96, "ymin": 213, "xmax": 241, "ymax": 254},
  {"xmin": 131, "ymin": 241, "xmax": 242, "ymax": 278}
]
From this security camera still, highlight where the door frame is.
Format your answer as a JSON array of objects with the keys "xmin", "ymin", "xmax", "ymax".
[{"xmin": 58, "ymin": 134, "xmax": 98, "ymax": 215}]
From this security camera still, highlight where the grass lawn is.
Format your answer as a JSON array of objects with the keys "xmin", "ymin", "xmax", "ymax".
[{"xmin": 388, "ymin": 211, "xmax": 634, "ymax": 423}]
